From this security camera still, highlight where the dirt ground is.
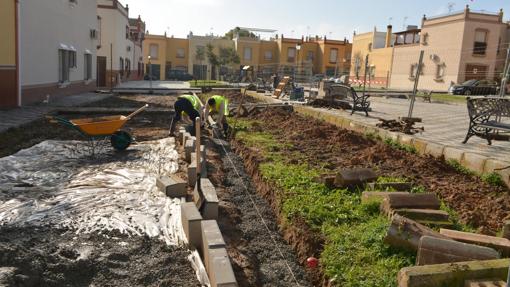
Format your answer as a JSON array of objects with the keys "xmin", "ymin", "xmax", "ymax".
[
  {"xmin": 0, "ymin": 95, "xmax": 198, "ymax": 287},
  {"xmin": 246, "ymin": 108, "xmax": 510, "ymax": 234},
  {"xmin": 0, "ymin": 227, "xmax": 199, "ymax": 287},
  {"xmin": 202, "ymin": 134, "xmax": 311, "ymax": 287}
]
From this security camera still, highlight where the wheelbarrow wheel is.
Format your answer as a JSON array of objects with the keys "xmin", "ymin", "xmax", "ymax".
[{"xmin": 110, "ymin": 131, "xmax": 132, "ymax": 151}]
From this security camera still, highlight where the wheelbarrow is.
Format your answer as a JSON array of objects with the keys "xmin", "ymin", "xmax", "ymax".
[{"xmin": 48, "ymin": 104, "xmax": 148, "ymax": 151}]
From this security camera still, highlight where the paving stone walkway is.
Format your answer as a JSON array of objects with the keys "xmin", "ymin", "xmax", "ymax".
[
  {"xmin": 0, "ymin": 93, "xmax": 111, "ymax": 133},
  {"xmin": 315, "ymin": 97, "xmax": 510, "ymax": 162}
]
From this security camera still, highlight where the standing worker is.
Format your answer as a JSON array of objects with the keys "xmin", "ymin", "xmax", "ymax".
[
  {"xmin": 204, "ymin": 95, "xmax": 229, "ymax": 137},
  {"xmin": 170, "ymin": 93, "xmax": 202, "ymax": 136}
]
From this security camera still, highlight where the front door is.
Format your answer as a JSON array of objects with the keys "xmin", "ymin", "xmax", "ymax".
[{"xmin": 96, "ymin": 56, "xmax": 107, "ymax": 87}]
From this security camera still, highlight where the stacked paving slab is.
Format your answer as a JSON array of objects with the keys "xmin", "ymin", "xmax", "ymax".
[
  {"xmin": 157, "ymin": 128, "xmax": 237, "ymax": 287},
  {"xmin": 332, "ymin": 168, "xmax": 510, "ymax": 287}
]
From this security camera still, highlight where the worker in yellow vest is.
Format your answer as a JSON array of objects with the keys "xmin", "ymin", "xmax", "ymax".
[
  {"xmin": 204, "ymin": 95, "xmax": 229, "ymax": 137},
  {"xmin": 170, "ymin": 93, "xmax": 202, "ymax": 135}
]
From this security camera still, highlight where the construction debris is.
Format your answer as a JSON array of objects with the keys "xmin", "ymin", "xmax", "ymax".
[{"xmin": 376, "ymin": 118, "xmax": 424, "ymax": 135}]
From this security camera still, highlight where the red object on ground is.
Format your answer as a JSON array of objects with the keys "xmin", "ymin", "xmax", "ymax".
[{"xmin": 306, "ymin": 257, "xmax": 318, "ymax": 269}]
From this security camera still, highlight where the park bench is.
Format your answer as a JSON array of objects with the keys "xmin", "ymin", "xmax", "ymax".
[
  {"xmin": 463, "ymin": 97, "xmax": 510, "ymax": 145},
  {"xmin": 328, "ymin": 84, "xmax": 371, "ymax": 116},
  {"xmin": 419, "ymin": 90, "xmax": 432, "ymax": 103}
]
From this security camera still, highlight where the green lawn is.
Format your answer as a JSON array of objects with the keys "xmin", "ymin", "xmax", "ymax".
[{"xmin": 188, "ymin": 80, "xmax": 229, "ymax": 88}]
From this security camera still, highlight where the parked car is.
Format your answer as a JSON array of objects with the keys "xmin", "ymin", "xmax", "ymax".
[
  {"xmin": 143, "ymin": 74, "xmax": 158, "ymax": 81},
  {"xmin": 166, "ymin": 70, "xmax": 193, "ymax": 81},
  {"xmin": 450, "ymin": 79, "xmax": 499, "ymax": 96}
]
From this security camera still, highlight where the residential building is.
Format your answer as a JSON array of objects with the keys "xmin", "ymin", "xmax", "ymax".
[
  {"xmin": 0, "ymin": 0, "xmax": 18, "ymax": 108},
  {"xmin": 142, "ymin": 32, "xmax": 352, "ymax": 81},
  {"xmin": 349, "ymin": 26, "xmax": 395, "ymax": 87},
  {"xmin": 97, "ymin": 0, "xmax": 145, "ymax": 88},
  {"xmin": 390, "ymin": 6, "xmax": 509, "ymax": 91},
  {"xmin": 143, "ymin": 34, "xmax": 190, "ymax": 81},
  {"xmin": 19, "ymin": 0, "xmax": 98, "ymax": 105},
  {"xmin": 188, "ymin": 34, "xmax": 235, "ymax": 80}
]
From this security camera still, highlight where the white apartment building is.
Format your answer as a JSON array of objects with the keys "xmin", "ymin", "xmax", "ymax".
[{"xmin": 19, "ymin": 0, "xmax": 98, "ymax": 105}]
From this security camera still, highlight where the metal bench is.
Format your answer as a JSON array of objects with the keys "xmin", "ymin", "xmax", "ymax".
[
  {"xmin": 328, "ymin": 84, "xmax": 371, "ymax": 116},
  {"xmin": 419, "ymin": 90, "xmax": 432, "ymax": 103},
  {"xmin": 463, "ymin": 97, "xmax": 510, "ymax": 145}
]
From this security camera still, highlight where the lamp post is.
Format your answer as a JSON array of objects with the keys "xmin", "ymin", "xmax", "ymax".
[
  {"xmin": 148, "ymin": 55, "xmax": 153, "ymax": 94},
  {"xmin": 295, "ymin": 43, "xmax": 301, "ymax": 85}
]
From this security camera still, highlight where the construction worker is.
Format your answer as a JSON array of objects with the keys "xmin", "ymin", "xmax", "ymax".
[
  {"xmin": 204, "ymin": 95, "xmax": 229, "ymax": 136},
  {"xmin": 170, "ymin": 93, "xmax": 202, "ymax": 135}
]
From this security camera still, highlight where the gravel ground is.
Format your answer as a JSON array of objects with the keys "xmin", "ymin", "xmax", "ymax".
[
  {"xmin": 0, "ymin": 226, "xmax": 199, "ymax": 287},
  {"xmin": 207, "ymin": 135, "xmax": 310, "ymax": 287}
]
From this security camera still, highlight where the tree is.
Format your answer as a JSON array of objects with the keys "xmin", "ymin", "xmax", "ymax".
[
  {"xmin": 195, "ymin": 46, "xmax": 206, "ymax": 80},
  {"xmin": 206, "ymin": 44, "xmax": 220, "ymax": 80},
  {"xmin": 353, "ymin": 52, "xmax": 364, "ymax": 79},
  {"xmin": 224, "ymin": 27, "xmax": 256, "ymax": 40}
]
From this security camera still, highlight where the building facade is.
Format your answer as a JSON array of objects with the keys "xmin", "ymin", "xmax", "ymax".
[
  {"xmin": 390, "ymin": 6, "xmax": 509, "ymax": 91},
  {"xmin": 349, "ymin": 26, "xmax": 395, "ymax": 87},
  {"xmin": 19, "ymin": 0, "xmax": 98, "ymax": 105},
  {"xmin": 0, "ymin": 0, "xmax": 18, "ymax": 108},
  {"xmin": 142, "ymin": 33, "xmax": 352, "ymax": 82},
  {"xmin": 97, "ymin": 0, "xmax": 145, "ymax": 88}
]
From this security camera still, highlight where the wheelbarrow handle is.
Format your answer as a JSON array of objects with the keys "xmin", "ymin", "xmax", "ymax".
[{"xmin": 126, "ymin": 104, "xmax": 149, "ymax": 120}]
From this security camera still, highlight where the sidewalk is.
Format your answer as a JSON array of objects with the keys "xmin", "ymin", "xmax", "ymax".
[{"xmin": 0, "ymin": 93, "xmax": 111, "ymax": 133}]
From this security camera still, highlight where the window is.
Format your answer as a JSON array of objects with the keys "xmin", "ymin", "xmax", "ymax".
[
  {"xmin": 126, "ymin": 26, "xmax": 130, "ymax": 39},
  {"xmin": 368, "ymin": 43, "xmax": 372, "ymax": 52},
  {"xmin": 422, "ymin": 33, "xmax": 429, "ymax": 45},
  {"xmin": 264, "ymin": 50, "xmax": 273, "ymax": 60},
  {"xmin": 307, "ymin": 51, "xmax": 314, "ymax": 62},
  {"xmin": 177, "ymin": 48, "xmax": 185, "ymax": 58},
  {"xmin": 497, "ymin": 38, "xmax": 502, "ymax": 55},
  {"xmin": 473, "ymin": 29, "xmax": 488, "ymax": 55},
  {"xmin": 435, "ymin": 63, "xmax": 446, "ymax": 80},
  {"xmin": 69, "ymin": 50, "xmax": 77, "ymax": 68},
  {"xmin": 84, "ymin": 53, "xmax": 92, "ymax": 80},
  {"xmin": 329, "ymin": 48, "xmax": 338, "ymax": 63},
  {"xmin": 287, "ymin": 47, "xmax": 296, "ymax": 62},
  {"xmin": 409, "ymin": 63, "xmax": 423, "ymax": 79},
  {"xmin": 369, "ymin": 66, "xmax": 376, "ymax": 78},
  {"xmin": 149, "ymin": 44, "xmax": 159, "ymax": 59},
  {"xmin": 126, "ymin": 58, "xmax": 131, "ymax": 77},
  {"xmin": 244, "ymin": 47, "xmax": 252, "ymax": 61},
  {"xmin": 120, "ymin": 57, "xmax": 124, "ymax": 76},
  {"xmin": 58, "ymin": 49, "xmax": 70, "ymax": 83}
]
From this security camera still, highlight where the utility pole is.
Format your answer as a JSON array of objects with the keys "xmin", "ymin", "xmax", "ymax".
[
  {"xmin": 362, "ymin": 54, "xmax": 369, "ymax": 97},
  {"xmin": 408, "ymin": 50, "xmax": 424, "ymax": 119},
  {"xmin": 110, "ymin": 43, "xmax": 113, "ymax": 92},
  {"xmin": 499, "ymin": 47, "xmax": 510, "ymax": 97}
]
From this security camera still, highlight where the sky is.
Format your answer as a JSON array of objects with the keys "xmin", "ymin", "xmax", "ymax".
[{"xmin": 122, "ymin": 0, "xmax": 510, "ymax": 40}]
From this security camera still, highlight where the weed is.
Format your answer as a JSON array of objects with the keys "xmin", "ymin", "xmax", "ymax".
[
  {"xmin": 365, "ymin": 131, "xmax": 382, "ymax": 141},
  {"xmin": 481, "ymin": 172, "xmax": 505, "ymax": 187},
  {"xmin": 409, "ymin": 185, "xmax": 426, "ymax": 193},
  {"xmin": 440, "ymin": 202, "xmax": 475, "ymax": 233},
  {"xmin": 446, "ymin": 159, "xmax": 475, "ymax": 176},
  {"xmin": 376, "ymin": 176, "xmax": 408, "ymax": 184},
  {"xmin": 384, "ymin": 138, "xmax": 417, "ymax": 154}
]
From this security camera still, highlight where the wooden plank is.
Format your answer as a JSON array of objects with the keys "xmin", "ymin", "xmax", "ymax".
[{"xmin": 381, "ymin": 193, "xmax": 441, "ymax": 213}]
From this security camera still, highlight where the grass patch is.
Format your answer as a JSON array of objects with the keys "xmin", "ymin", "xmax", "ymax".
[
  {"xmin": 446, "ymin": 159, "xmax": 475, "ymax": 176},
  {"xmin": 189, "ymin": 80, "xmax": 229, "ymax": 88},
  {"xmin": 481, "ymin": 172, "xmax": 505, "ymax": 187},
  {"xmin": 235, "ymin": 127, "xmax": 414, "ymax": 286},
  {"xmin": 384, "ymin": 138, "xmax": 417, "ymax": 154},
  {"xmin": 429, "ymin": 93, "xmax": 467, "ymax": 104},
  {"xmin": 364, "ymin": 131, "xmax": 382, "ymax": 141},
  {"xmin": 377, "ymin": 176, "xmax": 408, "ymax": 184}
]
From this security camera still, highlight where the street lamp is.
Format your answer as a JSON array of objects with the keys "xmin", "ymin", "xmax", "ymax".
[
  {"xmin": 148, "ymin": 55, "xmax": 153, "ymax": 94},
  {"xmin": 295, "ymin": 43, "xmax": 301, "ymax": 84}
]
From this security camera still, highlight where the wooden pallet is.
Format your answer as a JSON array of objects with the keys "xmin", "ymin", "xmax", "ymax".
[{"xmin": 273, "ymin": 76, "xmax": 291, "ymax": 99}]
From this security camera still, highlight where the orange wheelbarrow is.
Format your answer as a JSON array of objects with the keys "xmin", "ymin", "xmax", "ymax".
[{"xmin": 48, "ymin": 104, "xmax": 148, "ymax": 151}]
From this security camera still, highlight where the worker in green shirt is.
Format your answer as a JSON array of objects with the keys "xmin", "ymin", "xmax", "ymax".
[
  {"xmin": 170, "ymin": 93, "xmax": 202, "ymax": 135},
  {"xmin": 204, "ymin": 95, "xmax": 229, "ymax": 137}
]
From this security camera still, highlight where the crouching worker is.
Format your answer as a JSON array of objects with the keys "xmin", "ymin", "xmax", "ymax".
[
  {"xmin": 170, "ymin": 93, "xmax": 202, "ymax": 136},
  {"xmin": 205, "ymin": 95, "xmax": 229, "ymax": 137}
]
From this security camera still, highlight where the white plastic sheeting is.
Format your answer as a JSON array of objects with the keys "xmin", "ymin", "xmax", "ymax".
[{"xmin": 0, "ymin": 138, "xmax": 209, "ymax": 285}]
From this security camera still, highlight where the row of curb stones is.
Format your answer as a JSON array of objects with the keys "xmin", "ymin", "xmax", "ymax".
[{"xmin": 156, "ymin": 129, "xmax": 238, "ymax": 287}]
